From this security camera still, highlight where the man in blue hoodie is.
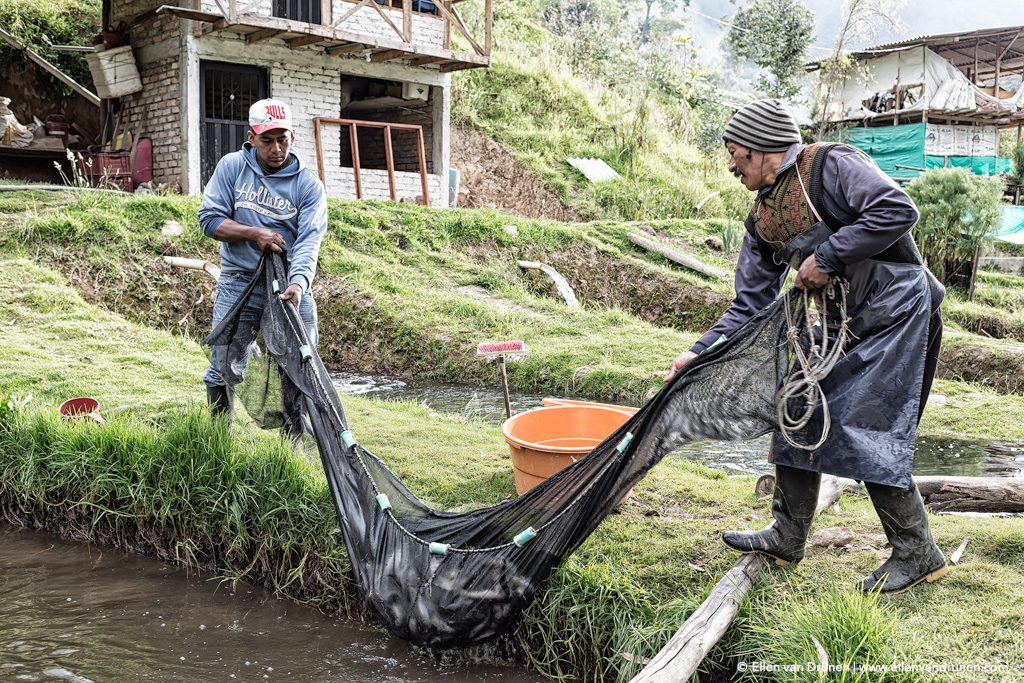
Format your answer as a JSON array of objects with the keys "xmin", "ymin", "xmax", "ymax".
[{"xmin": 199, "ymin": 98, "xmax": 328, "ymax": 423}]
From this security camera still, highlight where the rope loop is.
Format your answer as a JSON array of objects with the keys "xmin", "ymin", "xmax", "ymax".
[{"xmin": 776, "ymin": 278, "xmax": 850, "ymax": 450}]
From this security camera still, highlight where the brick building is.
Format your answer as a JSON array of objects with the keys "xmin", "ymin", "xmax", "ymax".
[{"xmin": 103, "ymin": 0, "xmax": 492, "ymax": 204}]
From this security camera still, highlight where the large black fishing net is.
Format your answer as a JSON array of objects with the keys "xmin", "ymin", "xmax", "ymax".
[{"xmin": 204, "ymin": 253, "xmax": 840, "ymax": 647}]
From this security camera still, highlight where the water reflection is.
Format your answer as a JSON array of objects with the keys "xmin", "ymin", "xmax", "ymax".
[
  {"xmin": 331, "ymin": 372, "xmax": 1024, "ymax": 479},
  {"xmin": 0, "ymin": 526, "xmax": 538, "ymax": 682}
]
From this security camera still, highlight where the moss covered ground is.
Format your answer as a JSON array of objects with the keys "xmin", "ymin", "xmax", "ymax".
[{"xmin": 2, "ymin": 193, "xmax": 1024, "ymax": 681}]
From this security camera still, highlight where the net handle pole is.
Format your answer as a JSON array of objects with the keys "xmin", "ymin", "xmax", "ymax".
[{"xmin": 498, "ymin": 355, "xmax": 512, "ymax": 419}]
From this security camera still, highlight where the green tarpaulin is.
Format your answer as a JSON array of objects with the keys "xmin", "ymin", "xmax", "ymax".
[{"xmin": 837, "ymin": 123, "xmax": 1011, "ymax": 182}]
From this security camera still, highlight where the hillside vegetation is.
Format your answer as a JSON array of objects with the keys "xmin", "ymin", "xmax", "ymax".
[{"xmin": 451, "ymin": 2, "xmax": 751, "ymax": 223}]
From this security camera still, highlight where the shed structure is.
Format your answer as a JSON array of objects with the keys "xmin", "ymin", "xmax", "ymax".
[{"xmin": 807, "ymin": 25, "xmax": 1024, "ymax": 182}]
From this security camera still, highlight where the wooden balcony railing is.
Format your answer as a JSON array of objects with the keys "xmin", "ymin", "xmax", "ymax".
[
  {"xmin": 156, "ymin": 0, "xmax": 492, "ymax": 72},
  {"xmin": 313, "ymin": 116, "xmax": 431, "ymax": 205}
]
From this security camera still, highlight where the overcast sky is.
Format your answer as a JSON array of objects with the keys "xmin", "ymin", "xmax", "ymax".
[{"xmin": 683, "ymin": 0, "xmax": 1024, "ymax": 58}]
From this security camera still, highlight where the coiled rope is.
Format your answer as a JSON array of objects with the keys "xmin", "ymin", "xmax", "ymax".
[{"xmin": 776, "ymin": 278, "xmax": 851, "ymax": 450}]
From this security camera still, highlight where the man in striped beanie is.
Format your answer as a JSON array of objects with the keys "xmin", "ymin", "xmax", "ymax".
[
  {"xmin": 665, "ymin": 98, "xmax": 950, "ymax": 595},
  {"xmin": 720, "ymin": 98, "xmax": 802, "ymax": 191}
]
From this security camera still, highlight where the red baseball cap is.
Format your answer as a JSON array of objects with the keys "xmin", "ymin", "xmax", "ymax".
[{"xmin": 249, "ymin": 98, "xmax": 293, "ymax": 134}]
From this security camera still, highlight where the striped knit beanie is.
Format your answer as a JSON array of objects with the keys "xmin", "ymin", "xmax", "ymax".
[{"xmin": 722, "ymin": 99, "xmax": 801, "ymax": 152}]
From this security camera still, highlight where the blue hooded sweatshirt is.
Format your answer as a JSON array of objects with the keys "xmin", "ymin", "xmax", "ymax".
[{"xmin": 199, "ymin": 143, "xmax": 328, "ymax": 291}]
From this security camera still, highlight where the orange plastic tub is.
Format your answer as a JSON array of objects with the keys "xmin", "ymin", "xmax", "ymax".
[
  {"xmin": 540, "ymin": 397, "xmax": 639, "ymax": 415},
  {"xmin": 502, "ymin": 404, "xmax": 633, "ymax": 495}
]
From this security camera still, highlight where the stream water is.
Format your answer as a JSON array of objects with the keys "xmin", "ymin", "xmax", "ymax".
[
  {"xmin": 331, "ymin": 371, "xmax": 1024, "ymax": 479},
  {"xmin": 0, "ymin": 525, "xmax": 539, "ymax": 683}
]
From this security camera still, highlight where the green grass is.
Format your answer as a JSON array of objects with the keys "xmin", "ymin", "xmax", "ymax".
[
  {"xmin": 2, "ymin": 256, "xmax": 1023, "ymax": 681},
  {"xmin": 4, "ymin": 190, "xmax": 1024, "ymax": 427},
  {"xmin": 1, "ymin": 191, "xmax": 737, "ymax": 404}
]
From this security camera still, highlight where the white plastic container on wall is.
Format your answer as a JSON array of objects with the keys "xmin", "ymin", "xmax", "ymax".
[{"xmin": 85, "ymin": 45, "xmax": 143, "ymax": 99}]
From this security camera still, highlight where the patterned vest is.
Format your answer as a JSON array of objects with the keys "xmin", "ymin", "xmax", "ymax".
[{"xmin": 751, "ymin": 142, "xmax": 834, "ymax": 250}]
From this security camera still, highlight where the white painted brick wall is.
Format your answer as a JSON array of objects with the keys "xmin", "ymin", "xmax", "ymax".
[
  {"xmin": 198, "ymin": 0, "xmax": 445, "ymax": 49},
  {"xmin": 330, "ymin": 2, "xmax": 445, "ymax": 48},
  {"xmin": 324, "ymin": 168, "xmax": 443, "ymax": 204}
]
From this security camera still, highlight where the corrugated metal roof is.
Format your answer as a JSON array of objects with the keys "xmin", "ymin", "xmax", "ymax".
[
  {"xmin": 806, "ymin": 24, "xmax": 1024, "ymax": 72},
  {"xmin": 862, "ymin": 24, "xmax": 1024, "ymax": 54}
]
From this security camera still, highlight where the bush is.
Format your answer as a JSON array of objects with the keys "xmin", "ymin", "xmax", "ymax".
[
  {"xmin": 0, "ymin": 0, "xmax": 101, "ymax": 86},
  {"xmin": 907, "ymin": 168, "xmax": 1004, "ymax": 292}
]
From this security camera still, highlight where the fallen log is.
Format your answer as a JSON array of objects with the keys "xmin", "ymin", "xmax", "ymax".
[
  {"xmin": 628, "ymin": 233, "xmax": 729, "ymax": 281},
  {"xmin": 914, "ymin": 476, "xmax": 1024, "ymax": 513},
  {"xmin": 629, "ymin": 475, "xmax": 843, "ymax": 683},
  {"xmin": 843, "ymin": 476, "xmax": 1024, "ymax": 513}
]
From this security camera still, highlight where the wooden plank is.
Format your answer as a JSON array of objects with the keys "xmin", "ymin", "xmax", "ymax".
[
  {"xmin": 245, "ymin": 27, "xmax": 285, "ymax": 43},
  {"xmin": 484, "ymin": 0, "xmax": 492, "ymax": 55},
  {"xmin": 443, "ymin": 0, "xmax": 451, "ymax": 49},
  {"xmin": 156, "ymin": 4, "xmax": 226, "ymax": 22},
  {"xmin": 326, "ymin": 42, "xmax": 366, "ymax": 56},
  {"xmin": 416, "ymin": 126, "xmax": 429, "ymax": 207},
  {"xmin": 0, "ymin": 26, "xmax": 100, "ymax": 107},
  {"xmin": 999, "ymin": 29, "xmax": 1024, "ymax": 61},
  {"xmin": 410, "ymin": 55, "xmax": 447, "ymax": 66},
  {"xmin": 628, "ymin": 233, "xmax": 729, "ymax": 280},
  {"xmin": 383, "ymin": 125, "xmax": 397, "ymax": 201},
  {"xmin": 369, "ymin": 49, "xmax": 408, "ymax": 62},
  {"xmin": 288, "ymin": 34, "xmax": 326, "ymax": 48},
  {"xmin": 630, "ymin": 477, "xmax": 844, "ymax": 683},
  {"xmin": 349, "ymin": 121, "xmax": 363, "ymax": 199},
  {"xmin": 403, "ymin": 0, "xmax": 412, "ymax": 43},
  {"xmin": 439, "ymin": 60, "xmax": 486, "ymax": 73},
  {"xmin": 313, "ymin": 117, "xmax": 326, "ymax": 184}
]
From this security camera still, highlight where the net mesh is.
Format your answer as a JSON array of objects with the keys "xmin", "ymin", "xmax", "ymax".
[{"xmin": 204, "ymin": 253, "xmax": 823, "ymax": 647}]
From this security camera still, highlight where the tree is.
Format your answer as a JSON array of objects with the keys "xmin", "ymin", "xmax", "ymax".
[
  {"xmin": 636, "ymin": 0, "xmax": 688, "ymax": 48},
  {"xmin": 725, "ymin": 0, "xmax": 814, "ymax": 100},
  {"xmin": 815, "ymin": 0, "xmax": 903, "ymax": 136},
  {"xmin": 907, "ymin": 168, "xmax": 1005, "ymax": 297}
]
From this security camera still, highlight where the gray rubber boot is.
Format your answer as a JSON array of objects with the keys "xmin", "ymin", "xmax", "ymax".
[
  {"xmin": 860, "ymin": 482, "xmax": 949, "ymax": 594},
  {"xmin": 206, "ymin": 384, "xmax": 234, "ymax": 419},
  {"xmin": 722, "ymin": 465, "xmax": 821, "ymax": 565}
]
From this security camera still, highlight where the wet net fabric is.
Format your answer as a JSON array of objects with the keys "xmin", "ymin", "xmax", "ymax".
[{"xmin": 204, "ymin": 253, "xmax": 821, "ymax": 647}]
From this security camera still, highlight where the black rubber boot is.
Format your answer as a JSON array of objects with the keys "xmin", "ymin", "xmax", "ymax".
[
  {"xmin": 722, "ymin": 465, "xmax": 821, "ymax": 565},
  {"xmin": 206, "ymin": 384, "xmax": 234, "ymax": 419},
  {"xmin": 860, "ymin": 482, "xmax": 949, "ymax": 594}
]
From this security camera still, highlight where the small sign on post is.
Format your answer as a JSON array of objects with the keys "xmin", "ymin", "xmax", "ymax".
[{"xmin": 475, "ymin": 340, "xmax": 526, "ymax": 419}]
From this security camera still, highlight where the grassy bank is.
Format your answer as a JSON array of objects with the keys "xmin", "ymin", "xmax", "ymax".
[
  {"xmin": 3, "ymin": 257, "xmax": 1024, "ymax": 681},
  {"xmin": 0, "ymin": 189, "xmax": 731, "ymax": 404}
]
